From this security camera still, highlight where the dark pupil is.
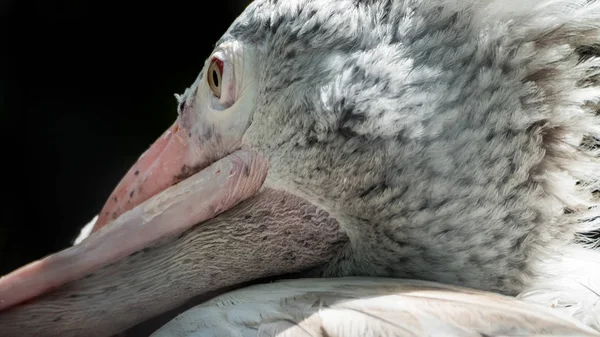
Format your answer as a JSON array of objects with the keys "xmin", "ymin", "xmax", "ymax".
[{"xmin": 212, "ymin": 70, "xmax": 219, "ymax": 87}]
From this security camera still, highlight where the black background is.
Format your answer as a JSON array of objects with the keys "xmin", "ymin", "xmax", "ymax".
[{"xmin": 1, "ymin": 0, "xmax": 252, "ymax": 275}]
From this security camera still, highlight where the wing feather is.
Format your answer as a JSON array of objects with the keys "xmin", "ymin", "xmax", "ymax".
[{"xmin": 150, "ymin": 278, "xmax": 600, "ymax": 337}]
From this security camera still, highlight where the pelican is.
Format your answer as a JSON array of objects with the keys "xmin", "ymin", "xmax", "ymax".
[{"xmin": 0, "ymin": 0, "xmax": 599, "ymax": 336}]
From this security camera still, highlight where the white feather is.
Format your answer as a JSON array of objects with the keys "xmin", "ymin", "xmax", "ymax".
[
  {"xmin": 73, "ymin": 215, "xmax": 97, "ymax": 245},
  {"xmin": 150, "ymin": 278, "xmax": 600, "ymax": 337}
]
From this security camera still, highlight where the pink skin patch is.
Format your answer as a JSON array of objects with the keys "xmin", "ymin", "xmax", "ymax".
[
  {"xmin": 0, "ymin": 120, "xmax": 268, "ymax": 310},
  {"xmin": 211, "ymin": 57, "xmax": 224, "ymax": 75}
]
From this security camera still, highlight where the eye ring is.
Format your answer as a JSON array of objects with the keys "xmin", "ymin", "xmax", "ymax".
[{"xmin": 207, "ymin": 58, "xmax": 223, "ymax": 98}]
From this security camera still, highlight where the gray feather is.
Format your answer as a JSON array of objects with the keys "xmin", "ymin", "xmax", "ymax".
[{"xmin": 223, "ymin": 0, "xmax": 600, "ymax": 295}]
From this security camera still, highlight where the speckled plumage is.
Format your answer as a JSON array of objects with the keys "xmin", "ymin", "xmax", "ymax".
[{"xmin": 219, "ymin": 0, "xmax": 600, "ymax": 295}]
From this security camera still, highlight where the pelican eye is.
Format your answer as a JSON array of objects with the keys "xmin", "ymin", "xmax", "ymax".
[{"xmin": 207, "ymin": 58, "xmax": 223, "ymax": 99}]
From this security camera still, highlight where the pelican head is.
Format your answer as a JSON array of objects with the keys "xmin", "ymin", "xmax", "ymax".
[{"xmin": 0, "ymin": 0, "xmax": 599, "ymax": 336}]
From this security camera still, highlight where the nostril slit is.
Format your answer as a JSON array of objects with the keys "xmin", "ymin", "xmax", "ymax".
[{"xmin": 178, "ymin": 100, "xmax": 185, "ymax": 113}]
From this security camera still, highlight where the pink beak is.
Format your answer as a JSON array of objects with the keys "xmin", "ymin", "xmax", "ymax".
[
  {"xmin": 94, "ymin": 121, "xmax": 193, "ymax": 231},
  {"xmin": 0, "ymin": 118, "xmax": 268, "ymax": 311}
]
